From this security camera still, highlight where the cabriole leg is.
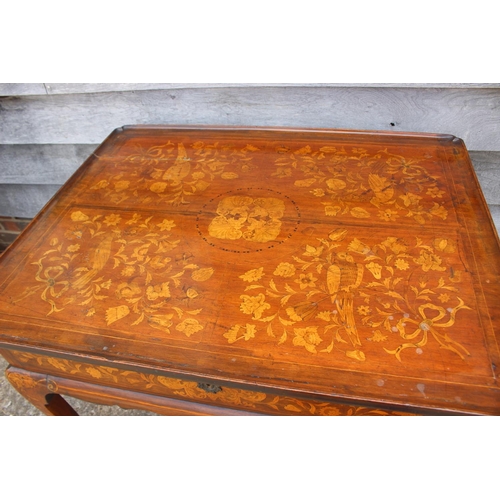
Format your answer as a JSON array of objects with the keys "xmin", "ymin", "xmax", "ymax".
[{"xmin": 5, "ymin": 365, "xmax": 78, "ymax": 416}]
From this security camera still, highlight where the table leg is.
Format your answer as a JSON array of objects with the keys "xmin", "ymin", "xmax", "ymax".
[{"xmin": 5, "ymin": 365, "xmax": 78, "ymax": 416}]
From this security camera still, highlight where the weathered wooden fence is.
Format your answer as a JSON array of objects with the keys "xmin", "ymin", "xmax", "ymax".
[{"xmin": 1, "ymin": 83, "xmax": 499, "ymax": 231}]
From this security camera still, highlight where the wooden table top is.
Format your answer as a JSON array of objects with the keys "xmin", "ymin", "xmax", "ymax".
[{"xmin": 1, "ymin": 125, "xmax": 499, "ymax": 414}]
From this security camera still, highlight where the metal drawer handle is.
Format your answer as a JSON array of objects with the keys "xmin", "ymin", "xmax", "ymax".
[{"xmin": 197, "ymin": 382, "xmax": 222, "ymax": 394}]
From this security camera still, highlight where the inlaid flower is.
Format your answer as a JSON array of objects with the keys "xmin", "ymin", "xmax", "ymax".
[
  {"xmin": 295, "ymin": 273, "xmax": 318, "ymax": 290},
  {"xmin": 324, "ymin": 205, "xmax": 341, "ymax": 216},
  {"xmin": 175, "ymin": 318, "xmax": 203, "ymax": 337},
  {"xmin": 273, "ymin": 167, "xmax": 292, "ymax": 178},
  {"xmin": 100, "ymin": 280, "xmax": 112, "ymax": 289},
  {"xmin": 90, "ymin": 180, "xmax": 109, "ymax": 190},
  {"xmin": 311, "ymin": 188, "xmax": 325, "ymax": 197},
  {"xmin": 414, "ymin": 250, "xmax": 446, "ymax": 272},
  {"xmin": 286, "ymin": 307, "xmax": 303, "ymax": 322},
  {"xmin": 150, "ymin": 182, "xmax": 168, "ymax": 194},
  {"xmin": 65, "ymin": 227, "xmax": 83, "ymax": 240},
  {"xmin": 439, "ymin": 293, "xmax": 450, "ymax": 304},
  {"xmin": 121, "ymin": 266, "xmax": 136, "ymax": 277},
  {"xmin": 273, "ymin": 262, "xmax": 296, "ymax": 278},
  {"xmin": 148, "ymin": 314, "xmax": 173, "ymax": 332},
  {"xmin": 303, "ymin": 245, "xmax": 323, "ymax": 257},
  {"xmin": 378, "ymin": 209, "xmax": 398, "ymax": 222},
  {"xmin": 223, "ymin": 324, "xmax": 256, "ymax": 343},
  {"xmin": 157, "ymin": 219, "xmax": 176, "ymax": 231},
  {"xmin": 239, "ymin": 267, "xmax": 264, "ymax": 283},
  {"xmin": 394, "ymin": 259, "xmax": 409, "ymax": 271},
  {"xmin": 116, "ymin": 282, "xmax": 141, "ymax": 299},
  {"xmin": 433, "ymin": 238, "xmax": 456, "ymax": 253},
  {"xmin": 146, "ymin": 282, "xmax": 171, "ymax": 301},
  {"xmin": 126, "ymin": 213, "xmax": 142, "ymax": 225},
  {"xmin": 67, "ymin": 244, "xmax": 80, "ymax": 253},
  {"xmin": 426, "ymin": 187, "xmax": 445, "ymax": 198},
  {"xmin": 239, "ymin": 294, "xmax": 271, "ymax": 319},
  {"xmin": 209, "ymin": 196, "xmax": 284, "ymax": 243},
  {"xmin": 114, "ymin": 180, "xmax": 130, "ymax": 192},
  {"xmin": 294, "ymin": 178, "xmax": 316, "ymax": 188},
  {"xmin": 292, "ymin": 327, "xmax": 323, "ymax": 354},
  {"xmin": 326, "ymin": 178, "xmax": 347, "ymax": 190},
  {"xmin": 103, "ymin": 214, "xmax": 122, "ymax": 226},
  {"xmin": 85, "ymin": 367, "xmax": 102, "ymax": 379},
  {"xmin": 365, "ymin": 262, "xmax": 382, "ymax": 279},
  {"xmin": 347, "ymin": 238, "xmax": 371, "ymax": 255},
  {"xmin": 71, "ymin": 211, "xmax": 89, "ymax": 222},
  {"xmin": 381, "ymin": 237, "xmax": 408, "ymax": 254},
  {"xmin": 429, "ymin": 203, "xmax": 448, "ymax": 220},
  {"xmin": 357, "ymin": 305, "xmax": 371, "ymax": 316},
  {"xmin": 399, "ymin": 192, "xmax": 422, "ymax": 207},
  {"xmin": 369, "ymin": 330, "xmax": 387, "ymax": 342},
  {"xmin": 131, "ymin": 244, "xmax": 151, "ymax": 262}
]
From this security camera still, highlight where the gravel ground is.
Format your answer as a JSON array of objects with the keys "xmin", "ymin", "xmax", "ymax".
[{"xmin": 0, "ymin": 355, "xmax": 157, "ymax": 416}]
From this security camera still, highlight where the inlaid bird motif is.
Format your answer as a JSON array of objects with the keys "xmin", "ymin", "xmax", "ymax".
[
  {"xmin": 71, "ymin": 234, "xmax": 114, "ymax": 290},
  {"xmin": 162, "ymin": 143, "xmax": 191, "ymax": 185},
  {"xmin": 368, "ymin": 173, "xmax": 394, "ymax": 207},
  {"xmin": 326, "ymin": 253, "xmax": 364, "ymax": 347}
]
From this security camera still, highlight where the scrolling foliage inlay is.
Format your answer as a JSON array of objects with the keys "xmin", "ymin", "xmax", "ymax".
[
  {"xmin": 226, "ymin": 228, "xmax": 472, "ymax": 363},
  {"xmin": 273, "ymin": 145, "xmax": 450, "ymax": 224},
  {"xmin": 13, "ymin": 209, "xmax": 214, "ymax": 337},
  {"xmin": 88, "ymin": 141, "xmax": 450, "ymax": 227},
  {"xmin": 91, "ymin": 141, "xmax": 261, "ymax": 206},
  {"xmin": 12, "ymin": 351, "xmax": 413, "ymax": 416}
]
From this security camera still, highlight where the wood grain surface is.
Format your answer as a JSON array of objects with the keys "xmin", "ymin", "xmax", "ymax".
[
  {"xmin": 2, "ymin": 87, "xmax": 500, "ymax": 151},
  {"xmin": 0, "ymin": 126, "xmax": 499, "ymax": 415},
  {"xmin": 2, "ymin": 83, "xmax": 500, "ymax": 96},
  {"xmin": 1, "ymin": 146, "xmax": 498, "ymax": 230}
]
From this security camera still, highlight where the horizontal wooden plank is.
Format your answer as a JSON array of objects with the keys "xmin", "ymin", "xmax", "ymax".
[
  {"xmin": 1, "ymin": 181, "xmax": 499, "ymax": 234},
  {"xmin": 0, "ymin": 144, "xmax": 96, "ymax": 184},
  {"xmin": 1, "ymin": 87, "xmax": 500, "ymax": 150},
  {"xmin": 0, "ymin": 184, "xmax": 60, "ymax": 218},
  {"xmin": 1, "ymin": 147, "xmax": 499, "ymax": 206},
  {"xmin": 469, "ymin": 152, "xmax": 500, "ymax": 205},
  {"xmin": 1, "ymin": 83, "xmax": 499, "ymax": 96},
  {"xmin": 0, "ymin": 83, "xmax": 47, "ymax": 96},
  {"xmin": 489, "ymin": 205, "xmax": 500, "ymax": 235}
]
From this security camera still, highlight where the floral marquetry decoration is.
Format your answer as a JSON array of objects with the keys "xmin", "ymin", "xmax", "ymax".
[
  {"xmin": 1, "ymin": 126, "xmax": 499, "ymax": 416},
  {"xmin": 208, "ymin": 196, "xmax": 285, "ymax": 242}
]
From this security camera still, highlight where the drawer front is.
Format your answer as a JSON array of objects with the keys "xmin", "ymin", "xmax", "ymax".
[{"xmin": 1, "ymin": 349, "xmax": 414, "ymax": 416}]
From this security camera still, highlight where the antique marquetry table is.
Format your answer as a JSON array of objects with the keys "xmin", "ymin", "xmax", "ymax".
[{"xmin": 1, "ymin": 126, "xmax": 499, "ymax": 416}]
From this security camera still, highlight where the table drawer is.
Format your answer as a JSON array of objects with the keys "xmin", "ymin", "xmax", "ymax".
[{"xmin": 1, "ymin": 349, "xmax": 414, "ymax": 416}]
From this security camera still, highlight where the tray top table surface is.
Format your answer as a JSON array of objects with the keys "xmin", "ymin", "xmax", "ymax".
[{"xmin": 1, "ymin": 125, "xmax": 499, "ymax": 415}]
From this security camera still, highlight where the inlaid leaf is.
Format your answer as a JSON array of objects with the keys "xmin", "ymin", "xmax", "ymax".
[
  {"xmin": 350, "ymin": 207, "xmax": 370, "ymax": 218},
  {"xmin": 221, "ymin": 172, "xmax": 239, "ymax": 179},
  {"xmin": 278, "ymin": 330, "xmax": 287, "ymax": 345},
  {"xmin": 294, "ymin": 178, "xmax": 316, "ymax": 187},
  {"xmin": 269, "ymin": 279, "xmax": 279, "ymax": 292},
  {"xmin": 346, "ymin": 350, "xmax": 366, "ymax": 361},
  {"xmin": 267, "ymin": 323, "xmax": 275, "ymax": 337},
  {"xmin": 172, "ymin": 307, "xmax": 184, "ymax": 318},
  {"xmin": 328, "ymin": 229, "xmax": 348, "ymax": 241},
  {"xmin": 385, "ymin": 291, "xmax": 405, "ymax": 301},
  {"xmin": 131, "ymin": 313, "xmax": 145, "ymax": 326},
  {"xmin": 191, "ymin": 267, "xmax": 214, "ymax": 281},
  {"xmin": 105, "ymin": 305, "xmax": 130, "ymax": 325}
]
